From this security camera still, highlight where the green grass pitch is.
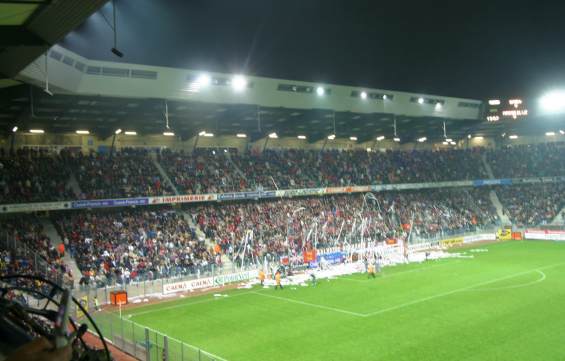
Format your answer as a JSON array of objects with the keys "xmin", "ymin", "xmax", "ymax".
[{"xmin": 104, "ymin": 241, "xmax": 565, "ymax": 360}]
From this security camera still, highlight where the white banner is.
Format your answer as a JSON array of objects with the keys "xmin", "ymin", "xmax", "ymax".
[{"xmin": 525, "ymin": 229, "xmax": 565, "ymax": 241}]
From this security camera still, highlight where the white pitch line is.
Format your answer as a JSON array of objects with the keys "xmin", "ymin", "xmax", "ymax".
[
  {"xmin": 363, "ymin": 262, "xmax": 565, "ymax": 317},
  {"xmin": 129, "ymin": 291, "xmax": 255, "ymax": 317},
  {"xmin": 251, "ymin": 291, "xmax": 366, "ymax": 317},
  {"xmin": 466, "ymin": 270, "xmax": 546, "ymax": 291}
]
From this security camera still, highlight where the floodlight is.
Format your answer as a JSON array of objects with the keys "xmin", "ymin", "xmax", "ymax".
[
  {"xmin": 203, "ymin": 132, "xmax": 214, "ymax": 137},
  {"xmin": 417, "ymin": 97, "xmax": 424, "ymax": 104},
  {"xmin": 12, "ymin": 126, "xmax": 18, "ymax": 133},
  {"xmin": 327, "ymin": 134, "xmax": 335, "ymax": 140},
  {"xmin": 509, "ymin": 135, "xmax": 518, "ymax": 139},
  {"xmin": 488, "ymin": 99, "xmax": 501, "ymax": 105},
  {"xmin": 442, "ymin": 141, "xmax": 448, "ymax": 145},
  {"xmin": 124, "ymin": 131, "xmax": 137, "ymax": 135},
  {"xmin": 382, "ymin": 95, "xmax": 387, "ymax": 100},
  {"xmin": 198, "ymin": 131, "xmax": 206, "ymax": 136},
  {"xmin": 76, "ymin": 130, "xmax": 90, "ymax": 135},
  {"xmin": 196, "ymin": 74, "xmax": 211, "ymax": 87},
  {"xmin": 350, "ymin": 136, "xmax": 358, "ymax": 141},
  {"xmin": 30, "ymin": 129, "xmax": 44, "ymax": 134},
  {"xmin": 366, "ymin": 148, "xmax": 372, "ymax": 152},
  {"xmin": 417, "ymin": 137, "xmax": 427, "ymax": 143},
  {"xmin": 224, "ymin": 149, "xmax": 228, "ymax": 153},
  {"xmin": 393, "ymin": 137, "xmax": 400, "ymax": 142},
  {"xmin": 474, "ymin": 136, "xmax": 484, "ymax": 140},
  {"xmin": 297, "ymin": 135, "xmax": 307, "ymax": 139},
  {"xmin": 163, "ymin": 131, "xmax": 175, "ymax": 136},
  {"xmin": 232, "ymin": 75, "xmax": 247, "ymax": 91},
  {"xmin": 445, "ymin": 138, "xmax": 453, "ymax": 142},
  {"xmin": 236, "ymin": 133, "xmax": 247, "ymax": 138},
  {"xmin": 435, "ymin": 102, "xmax": 442, "ymax": 110},
  {"xmin": 316, "ymin": 87, "xmax": 325, "ymax": 96},
  {"xmin": 560, "ymin": 130, "xmax": 565, "ymax": 135},
  {"xmin": 360, "ymin": 91, "xmax": 367, "ymax": 100},
  {"xmin": 467, "ymin": 134, "xmax": 472, "ymax": 139},
  {"xmin": 540, "ymin": 91, "xmax": 565, "ymax": 114},
  {"xmin": 376, "ymin": 135, "xmax": 385, "ymax": 141},
  {"xmin": 268, "ymin": 132, "xmax": 278, "ymax": 139},
  {"xmin": 546, "ymin": 131, "xmax": 556, "ymax": 136}
]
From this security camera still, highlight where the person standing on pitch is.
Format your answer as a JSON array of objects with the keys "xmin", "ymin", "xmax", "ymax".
[
  {"xmin": 259, "ymin": 269, "xmax": 265, "ymax": 286},
  {"xmin": 310, "ymin": 270, "xmax": 317, "ymax": 286},
  {"xmin": 275, "ymin": 271, "xmax": 283, "ymax": 290},
  {"xmin": 367, "ymin": 262, "xmax": 376, "ymax": 278}
]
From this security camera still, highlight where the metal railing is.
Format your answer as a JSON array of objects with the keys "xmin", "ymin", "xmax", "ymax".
[{"xmin": 81, "ymin": 310, "xmax": 226, "ymax": 361}]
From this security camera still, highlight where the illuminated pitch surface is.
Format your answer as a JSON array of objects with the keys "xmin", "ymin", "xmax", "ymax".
[{"xmin": 115, "ymin": 241, "xmax": 565, "ymax": 361}]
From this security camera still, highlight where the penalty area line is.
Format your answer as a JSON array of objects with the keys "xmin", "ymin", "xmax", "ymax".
[{"xmin": 363, "ymin": 262, "xmax": 565, "ymax": 318}]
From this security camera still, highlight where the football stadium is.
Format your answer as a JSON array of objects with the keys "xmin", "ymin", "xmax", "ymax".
[{"xmin": 0, "ymin": 1, "xmax": 565, "ymax": 360}]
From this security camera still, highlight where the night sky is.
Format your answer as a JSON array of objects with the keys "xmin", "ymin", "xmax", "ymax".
[{"xmin": 60, "ymin": 0, "xmax": 565, "ymax": 100}]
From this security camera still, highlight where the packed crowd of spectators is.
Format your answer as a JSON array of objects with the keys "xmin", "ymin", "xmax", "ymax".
[
  {"xmin": 0, "ymin": 148, "xmax": 74, "ymax": 204},
  {"xmin": 2, "ymin": 143, "xmax": 565, "ymax": 204},
  {"xmin": 229, "ymin": 148, "xmax": 488, "ymax": 191},
  {"xmin": 0, "ymin": 216, "xmax": 73, "ymax": 287},
  {"xmin": 55, "ymin": 208, "xmax": 212, "ymax": 286},
  {"xmin": 487, "ymin": 142, "xmax": 565, "ymax": 179},
  {"xmin": 496, "ymin": 183, "xmax": 565, "ymax": 226},
  {"xmin": 192, "ymin": 189, "xmax": 497, "ymax": 264},
  {"xmin": 159, "ymin": 149, "xmax": 244, "ymax": 194},
  {"xmin": 68, "ymin": 148, "xmax": 174, "ymax": 199}
]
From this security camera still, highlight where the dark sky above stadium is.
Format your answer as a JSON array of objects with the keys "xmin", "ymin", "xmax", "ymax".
[{"xmin": 60, "ymin": 0, "xmax": 565, "ymax": 100}]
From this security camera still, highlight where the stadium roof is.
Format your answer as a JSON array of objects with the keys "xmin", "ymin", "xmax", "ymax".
[
  {"xmin": 0, "ymin": 0, "xmax": 107, "ymax": 83},
  {"xmin": 1, "ymin": 83, "xmax": 562, "ymax": 143}
]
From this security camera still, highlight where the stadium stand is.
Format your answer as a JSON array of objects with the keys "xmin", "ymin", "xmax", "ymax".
[
  {"xmin": 0, "ymin": 148, "xmax": 74, "ymax": 204},
  {"xmin": 496, "ymin": 183, "xmax": 565, "ymax": 226},
  {"xmin": 54, "ymin": 208, "xmax": 211, "ymax": 287},
  {"xmin": 194, "ymin": 189, "xmax": 497, "ymax": 264},
  {"xmin": 0, "ymin": 215, "xmax": 73, "ymax": 286},
  {"xmin": 68, "ymin": 148, "xmax": 174, "ymax": 199},
  {"xmin": 159, "ymin": 148, "xmax": 244, "ymax": 194},
  {"xmin": 487, "ymin": 142, "xmax": 565, "ymax": 178}
]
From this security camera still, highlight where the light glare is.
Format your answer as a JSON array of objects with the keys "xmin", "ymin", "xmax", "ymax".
[
  {"xmin": 29, "ymin": 129, "xmax": 44, "ymax": 134},
  {"xmin": 540, "ymin": 91, "xmax": 565, "ymax": 114},
  {"xmin": 232, "ymin": 75, "xmax": 248, "ymax": 91}
]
